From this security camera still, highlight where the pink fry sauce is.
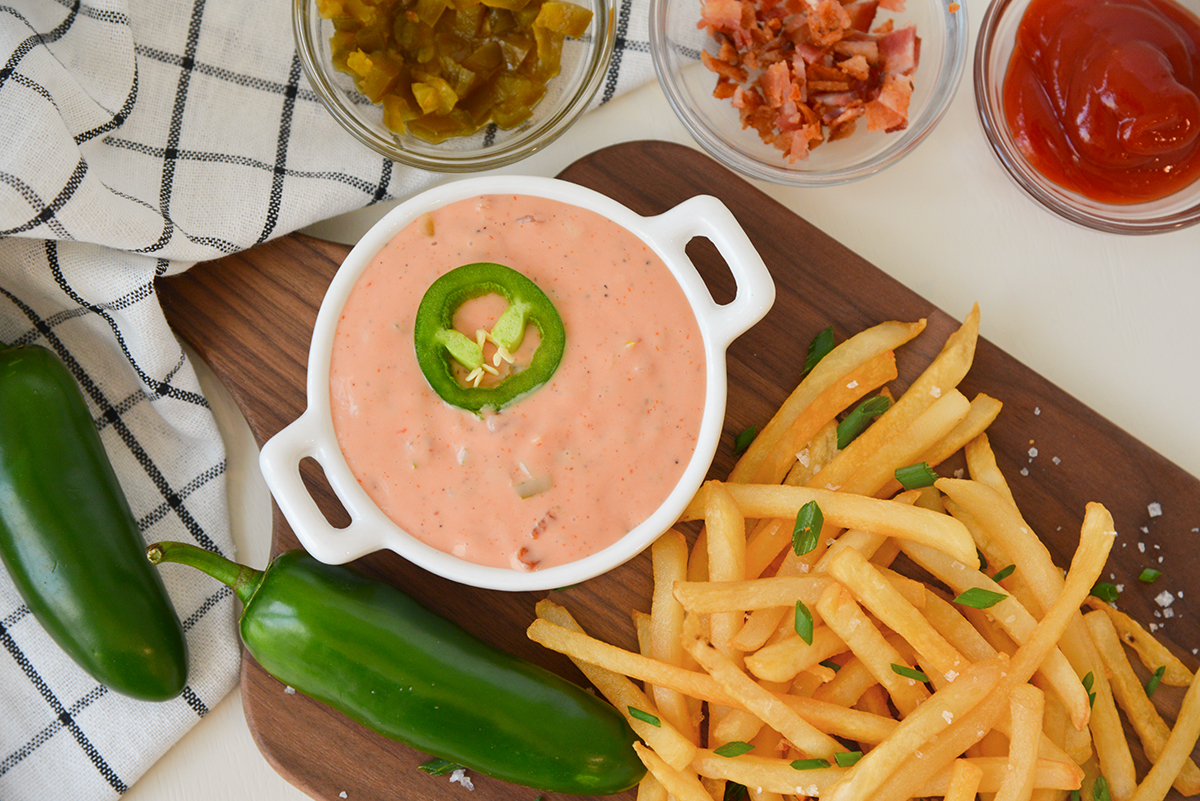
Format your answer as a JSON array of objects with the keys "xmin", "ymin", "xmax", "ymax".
[{"xmin": 329, "ymin": 194, "xmax": 707, "ymax": 572}]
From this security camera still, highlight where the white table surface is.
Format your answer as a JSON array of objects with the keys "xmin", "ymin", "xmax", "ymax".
[{"xmin": 127, "ymin": 2, "xmax": 1200, "ymax": 795}]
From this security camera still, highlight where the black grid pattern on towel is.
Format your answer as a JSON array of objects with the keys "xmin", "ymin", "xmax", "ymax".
[{"xmin": 0, "ymin": 0, "xmax": 655, "ymax": 797}]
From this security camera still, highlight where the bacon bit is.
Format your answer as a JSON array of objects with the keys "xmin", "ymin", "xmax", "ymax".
[
  {"xmin": 515, "ymin": 547, "xmax": 540, "ymax": 569},
  {"xmin": 699, "ymin": 0, "xmax": 920, "ymax": 161}
]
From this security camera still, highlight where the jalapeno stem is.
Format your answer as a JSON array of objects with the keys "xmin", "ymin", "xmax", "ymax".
[{"xmin": 147, "ymin": 541, "xmax": 264, "ymax": 606}]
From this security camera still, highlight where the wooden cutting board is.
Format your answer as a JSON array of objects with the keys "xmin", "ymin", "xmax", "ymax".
[{"xmin": 158, "ymin": 140, "xmax": 1200, "ymax": 801}]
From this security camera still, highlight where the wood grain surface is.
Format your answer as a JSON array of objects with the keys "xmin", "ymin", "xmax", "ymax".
[{"xmin": 157, "ymin": 140, "xmax": 1200, "ymax": 801}]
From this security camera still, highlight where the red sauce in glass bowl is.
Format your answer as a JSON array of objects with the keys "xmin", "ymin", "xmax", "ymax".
[{"xmin": 1003, "ymin": 0, "xmax": 1200, "ymax": 204}]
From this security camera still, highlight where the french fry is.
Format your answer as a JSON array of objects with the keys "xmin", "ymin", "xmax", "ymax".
[
  {"xmin": 650, "ymin": 529, "xmax": 699, "ymax": 741},
  {"xmin": 823, "ymin": 658, "xmax": 1006, "ymax": 801},
  {"xmin": 815, "ymin": 582, "xmax": 930, "ymax": 716},
  {"xmin": 943, "ymin": 759, "xmax": 984, "ymax": 801},
  {"xmin": 1083, "ymin": 598, "xmax": 1195, "ymax": 687},
  {"xmin": 901, "ymin": 538, "xmax": 1090, "ymax": 727},
  {"xmin": 964, "ymin": 431, "xmax": 1018, "ymax": 507},
  {"xmin": 728, "ymin": 320, "xmax": 925, "ymax": 486},
  {"xmin": 837, "ymin": 387, "xmax": 972, "ymax": 498},
  {"xmin": 744, "ymin": 625, "xmax": 847, "ymax": 683},
  {"xmin": 874, "ymin": 393, "xmax": 1004, "ymax": 499},
  {"xmin": 634, "ymin": 742, "xmax": 711, "ymax": 801},
  {"xmin": 637, "ymin": 772, "xmax": 669, "ymax": 801},
  {"xmin": 1128, "ymin": 666, "xmax": 1200, "ymax": 801},
  {"xmin": 705, "ymin": 481, "xmax": 747, "ymax": 656},
  {"xmin": 1084, "ymin": 609, "xmax": 1200, "ymax": 795},
  {"xmin": 683, "ymin": 616, "xmax": 843, "ymax": 759},
  {"xmin": 534, "ymin": 600, "xmax": 697, "ymax": 771},
  {"xmin": 824, "ymin": 546, "xmax": 967, "ymax": 678},
  {"xmin": 808, "ymin": 305, "xmax": 980, "ymax": 495},
  {"xmin": 811, "ymin": 654, "xmax": 878, "ymax": 707},
  {"xmin": 682, "ymin": 483, "xmax": 978, "ymax": 568},
  {"xmin": 994, "ymin": 683, "xmax": 1045, "ymax": 801}
]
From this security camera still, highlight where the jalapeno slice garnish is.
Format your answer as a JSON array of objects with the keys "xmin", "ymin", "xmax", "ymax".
[{"xmin": 414, "ymin": 262, "xmax": 565, "ymax": 414}]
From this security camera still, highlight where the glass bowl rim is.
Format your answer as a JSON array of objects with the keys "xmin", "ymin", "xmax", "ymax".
[
  {"xmin": 649, "ymin": 0, "xmax": 970, "ymax": 187},
  {"xmin": 292, "ymin": 0, "xmax": 617, "ymax": 172},
  {"xmin": 972, "ymin": 0, "xmax": 1200, "ymax": 234}
]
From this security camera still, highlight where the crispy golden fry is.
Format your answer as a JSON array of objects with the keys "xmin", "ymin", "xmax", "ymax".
[
  {"xmin": 682, "ymin": 483, "xmax": 978, "ymax": 567},
  {"xmin": 901, "ymin": 538, "xmax": 1090, "ymax": 727},
  {"xmin": 1084, "ymin": 598, "xmax": 1195, "ymax": 687},
  {"xmin": 808, "ymin": 305, "xmax": 980, "ymax": 496},
  {"xmin": 815, "ymin": 582, "xmax": 929, "ymax": 716},
  {"xmin": 693, "ymin": 750, "xmax": 1081, "ymax": 796},
  {"xmin": 994, "ymin": 683, "xmax": 1045, "ymax": 801},
  {"xmin": 634, "ymin": 742, "xmax": 711, "ymax": 801},
  {"xmin": 534, "ymin": 600, "xmax": 697, "ymax": 771},
  {"xmin": 674, "ymin": 569, "xmax": 925, "ymax": 615},
  {"xmin": 704, "ymin": 481, "xmax": 747, "ymax": 655},
  {"xmin": 874, "ymin": 393, "xmax": 1004, "ymax": 499},
  {"xmin": 838, "ymin": 387, "xmax": 971, "ymax": 498},
  {"xmin": 733, "ymin": 350, "xmax": 898, "ymax": 486},
  {"xmin": 637, "ymin": 772, "xmax": 669, "ymax": 801},
  {"xmin": 1085, "ymin": 610, "xmax": 1200, "ymax": 795},
  {"xmin": 964, "ymin": 431, "xmax": 1017, "ymax": 506},
  {"xmin": 1127, "ymin": 665, "xmax": 1200, "ymax": 801},
  {"xmin": 824, "ymin": 546, "xmax": 967, "ymax": 678},
  {"xmin": 823, "ymin": 658, "xmax": 1005, "ymax": 801},
  {"xmin": 683, "ymin": 616, "xmax": 842, "ymax": 759},
  {"xmin": 650, "ymin": 529, "xmax": 699, "ymax": 741},
  {"xmin": 744, "ymin": 624, "xmax": 846, "ymax": 683},
  {"xmin": 728, "ymin": 320, "xmax": 924, "ymax": 486},
  {"xmin": 944, "ymin": 759, "xmax": 985, "ymax": 801}
]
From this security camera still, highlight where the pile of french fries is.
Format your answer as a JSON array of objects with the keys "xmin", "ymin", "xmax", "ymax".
[{"xmin": 527, "ymin": 306, "xmax": 1200, "ymax": 801}]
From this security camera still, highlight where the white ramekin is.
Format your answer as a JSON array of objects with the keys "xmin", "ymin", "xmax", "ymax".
[{"xmin": 259, "ymin": 175, "xmax": 775, "ymax": 591}]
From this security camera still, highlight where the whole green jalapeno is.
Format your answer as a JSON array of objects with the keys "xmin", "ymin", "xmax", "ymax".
[
  {"xmin": 0, "ymin": 344, "xmax": 187, "ymax": 701},
  {"xmin": 146, "ymin": 541, "xmax": 644, "ymax": 795}
]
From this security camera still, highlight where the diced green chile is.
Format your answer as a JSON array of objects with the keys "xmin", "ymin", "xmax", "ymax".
[
  {"xmin": 146, "ymin": 542, "xmax": 643, "ymax": 795},
  {"xmin": 0, "ymin": 344, "xmax": 187, "ymax": 701},
  {"xmin": 414, "ymin": 262, "xmax": 565, "ymax": 414}
]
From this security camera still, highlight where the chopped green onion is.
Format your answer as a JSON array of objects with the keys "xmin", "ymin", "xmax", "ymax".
[
  {"xmin": 1145, "ymin": 665, "xmax": 1166, "ymax": 698},
  {"xmin": 819, "ymin": 659, "xmax": 841, "ymax": 673},
  {"xmin": 722, "ymin": 783, "xmax": 747, "ymax": 801},
  {"xmin": 628, "ymin": 707, "xmax": 661, "ymax": 727},
  {"xmin": 792, "ymin": 501, "xmax": 824, "ymax": 556},
  {"xmin": 992, "ymin": 564, "xmax": 1016, "ymax": 582},
  {"xmin": 894, "ymin": 462, "xmax": 938, "ymax": 490},
  {"xmin": 1138, "ymin": 568, "xmax": 1162, "ymax": 584},
  {"xmin": 418, "ymin": 757, "xmax": 462, "ymax": 775},
  {"xmin": 837, "ymin": 396, "xmax": 890, "ymax": 449},
  {"xmin": 791, "ymin": 758, "xmax": 832, "ymax": 770},
  {"xmin": 794, "ymin": 600, "xmax": 814, "ymax": 645},
  {"xmin": 723, "ymin": 782, "xmax": 749, "ymax": 801},
  {"xmin": 1082, "ymin": 671, "xmax": 1096, "ymax": 708},
  {"xmin": 714, "ymin": 741, "xmax": 755, "ymax": 757},
  {"xmin": 802, "ymin": 326, "xmax": 835, "ymax": 376},
  {"xmin": 834, "ymin": 751, "xmax": 863, "ymax": 767},
  {"xmin": 734, "ymin": 425, "xmax": 757, "ymax": 455},
  {"xmin": 953, "ymin": 587, "xmax": 1007, "ymax": 609},
  {"xmin": 1090, "ymin": 582, "xmax": 1120, "ymax": 604},
  {"xmin": 891, "ymin": 663, "xmax": 929, "ymax": 683},
  {"xmin": 977, "ymin": 549, "xmax": 989, "ymax": 571},
  {"xmin": 1094, "ymin": 775, "xmax": 1112, "ymax": 801}
]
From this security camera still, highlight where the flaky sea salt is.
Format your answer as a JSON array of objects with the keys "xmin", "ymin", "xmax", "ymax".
[
  {"xmin": 1028, "ymin": 447, "xmax": 1038, "ymax": 459},
  {"xmin": 1156, "ymin": 591, "xmax": 1176, "ymax": 607},
  {"xmin": 339, "ymin": 793, "xmax": 348, "ymax": 799},
  {"xmin": 450, "ymin": 769, "xmax": 475, "ymax": 791},
  {"xmin": 1148, "ymin": 502, "xmax": 1162, "ymax": 517},
  {"xmin": 942, "ymin": 711, "xmax": 954, "ymax": 724},
  {"xmin": 284, "ymin": 685, "xmax": 296, "ymax": 695}
]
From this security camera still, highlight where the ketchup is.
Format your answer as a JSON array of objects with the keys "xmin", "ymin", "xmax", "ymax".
[{"xmin": 1003, "ymin": 0, "xmax": 1200, "ymax": 203}]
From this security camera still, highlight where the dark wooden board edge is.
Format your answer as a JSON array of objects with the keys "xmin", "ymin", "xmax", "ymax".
[{"xmin": 158, "ymin": 140, "xmax": 1200, "ymax": 801}]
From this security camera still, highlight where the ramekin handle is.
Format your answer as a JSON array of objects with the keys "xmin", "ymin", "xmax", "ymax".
[
  {"xmin": 646, "ymin": 194, "xmax": 775, "ymax": 349},
  {"xmin": 258, "ymin": 410, "xmax": 371, "ymax": 564}
]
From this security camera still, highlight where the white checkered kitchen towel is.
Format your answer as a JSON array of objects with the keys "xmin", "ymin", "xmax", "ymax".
[{"xmin": 0, "ymin": 0, "xmax": 654, "ymax": 798}]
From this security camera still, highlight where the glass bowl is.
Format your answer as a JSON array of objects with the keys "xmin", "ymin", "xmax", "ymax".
[
  {"xmin": 294, "ymin": 0, "xmax": 615, "ymax": 172},
  {"xmin": 975, "ymin": 0, "xmax": 1200, "ymax": 234},
  {"xmin": 649, "ymin": 0, "xmax": 968, "ymax": 186}
]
